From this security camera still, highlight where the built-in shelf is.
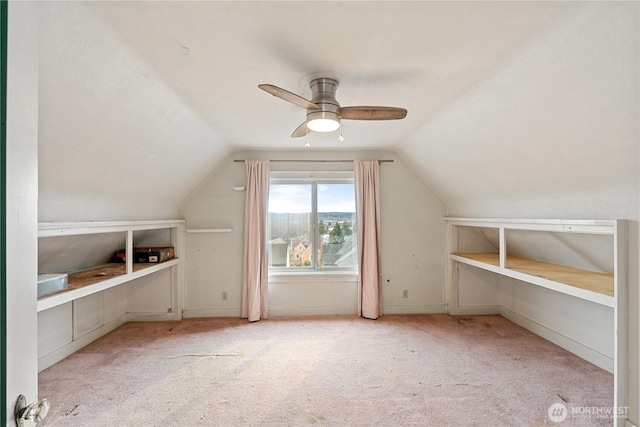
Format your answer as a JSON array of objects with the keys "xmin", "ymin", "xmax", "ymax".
[
  {"xmin": 38, "ymin": 220, "xmax": 185, "ymax": 237},
  {"xmin": 444, "ymin": 217, "xmax": 627, "ymax": 419},
  {"xmin": 186, "ymin": 228, "xmax": 233, "ymax": 233},
  {"xmin": 445, "ymin": 217, "xmax": 622, "ymax": 309},
  {"xmin": 37, "ymin": 259, "xmax": 180, "ymax": 312},
  {"xmin": 451, "ymin": 252, "xmax": 614, "ymax": 307},
  {"xmin": 37, "ymin": 220, "xmax": 185, "ymax": 312}
]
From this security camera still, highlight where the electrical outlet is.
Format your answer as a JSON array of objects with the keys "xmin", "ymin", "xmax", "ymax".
[
  {"xmin": 402, "ymin": 289, "xmax": 409, "ymax": 298},
  {"xmin": 222, "ymin": 291, "xmax": 228, "ymax": 301}
]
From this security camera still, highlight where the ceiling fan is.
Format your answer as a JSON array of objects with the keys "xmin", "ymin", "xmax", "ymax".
[{"xmin": 259, "ymin": 78, "xmax": 408, "ymax": 138}]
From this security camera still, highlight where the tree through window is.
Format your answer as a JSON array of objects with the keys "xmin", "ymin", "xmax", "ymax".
[{"xmin": 267, "ymin": 173, "xmax": 358, "ymax": 270}]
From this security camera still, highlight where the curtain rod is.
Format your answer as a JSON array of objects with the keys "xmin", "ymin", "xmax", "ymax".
[{"xmin": 233, "ymin": 159, "xmax": 393, "ymax": 163}]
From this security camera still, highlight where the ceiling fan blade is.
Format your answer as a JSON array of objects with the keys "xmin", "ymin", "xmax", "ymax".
[
  {"xmin": 259, "ymin": 84, "xmax": 319, "ymax": 110},
  {"xmin": 340, "ymin": 106, "xmax": 407, "ymax": 121},
  {"xmin": 291, "ymin": 122, "xmax": 310, "ymax": 138}
]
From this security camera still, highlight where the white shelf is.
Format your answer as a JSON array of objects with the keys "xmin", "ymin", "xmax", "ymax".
[
  {"xmin": 444, "ymin": 217, "xmax": 617, "ymax": 234},
  {"xmin": 186, "ymin": 228, "xmax": 232, "ymax": 233},
  {"xmin": 37, "ymin": 259, "xmax": 180, "ymax": 312},
  {"xmin": 444, "ymin": 217, "xmax": 627, "ymax": 421},
  {"xmin": 39, "ymin": 219, "xmax": 185, "ymax": 237},
  {"xmin": 450, "ymin": 253, "xmax": 614, "ymax": 307},
  {"xmin": 444, "ymin": 218, "xmax": 621, "ymax": 308},
  {"xmin": 38, "ymin": 220, "xmax": 185, "ymax": 312}
]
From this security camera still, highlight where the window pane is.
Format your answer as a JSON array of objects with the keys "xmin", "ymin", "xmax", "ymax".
[
  {"xmin": 268, "ymin": 184, "xmax": 313, "ymax": 268},
  {"xmin": 317, "ymin": 184, "xmax": 358, "ymax": 268}
]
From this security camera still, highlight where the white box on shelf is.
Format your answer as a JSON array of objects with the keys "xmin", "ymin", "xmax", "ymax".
[{"xmin": 37, "ymin": 273, "xmax": 68, "ymax": 297}]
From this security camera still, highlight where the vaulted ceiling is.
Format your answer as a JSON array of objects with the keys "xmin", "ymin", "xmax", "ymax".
[{"xmin": 37, "ymin": 2, "xmax": 638, "ymax": 220}]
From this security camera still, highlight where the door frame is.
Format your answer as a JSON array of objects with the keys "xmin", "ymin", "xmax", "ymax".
[{"xmin": 1, "ymin": 0, "xmax": 9, "ymax": 422}]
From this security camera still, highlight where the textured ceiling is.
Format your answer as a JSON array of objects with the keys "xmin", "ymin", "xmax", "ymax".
[
  {"xmin": 85, "ymin": 1, "xmax": 571, "ymax": 149},
  {"xmin": 36, "ymin": 1, "xmax": 638, "ymax": 220},
  {"xmin": 399, "ymin": 2, "xmax": 639, "ymax": 216}
]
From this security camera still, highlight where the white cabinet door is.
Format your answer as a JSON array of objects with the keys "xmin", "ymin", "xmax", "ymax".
[{"xmin": 73, "ymin": 293, "xmax": 103, "ymax": 340}]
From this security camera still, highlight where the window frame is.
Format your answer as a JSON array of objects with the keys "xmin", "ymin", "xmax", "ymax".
[{"xmin": 268, "ymin": 171, "xmax": 357, "ymax": 273}]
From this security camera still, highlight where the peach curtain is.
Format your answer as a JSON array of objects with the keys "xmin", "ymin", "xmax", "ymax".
[
  {"xmin": 241, "ymin": 160, "xmax": 270, "ymax": 322},
  {"xmin": 354, "ymin": 160, "xmax": 381, "ymax": 320}
]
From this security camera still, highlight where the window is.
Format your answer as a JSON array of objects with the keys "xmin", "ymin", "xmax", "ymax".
[{"xmin": 268, "ymin": 172, "xmax": 358, "ymax": 271}]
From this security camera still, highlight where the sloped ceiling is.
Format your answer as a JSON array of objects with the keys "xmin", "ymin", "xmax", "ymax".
[
  {"xmin": 399, "ymin": 2, "xmax": 639, "ymax": 218},
  {"xmin": 37, "ymin": 2, "xmax": 638, "ymax": 221}
]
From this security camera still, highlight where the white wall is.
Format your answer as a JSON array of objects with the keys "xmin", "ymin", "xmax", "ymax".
[
  {"xmin": 37, "ymin": 286, "xmax": 127, "ymax": 372},
  {"xmin": 401, "ymin": 3, "xmax": 639, "ymax": 222},
  {"xmin": 181, "ymin": 149, "xmax": 447, "ymax": 318},
  {"xmin": 499, "ymin": 276, "xmax": 615, "ymax": 371},
  {"xmin": 268, "ymin": 274, "xmax": 358, "ymax": 317},
  {"xmin": 421, "ymin": 2, "xmax": 639, "ymax": 423},
  {"xmin": 37, "ymin": 1, "xmax": 232, "ymax": 223},
  {"xmin": 5, "ymin": 2, "xmax": 39, "ymax": 425}
]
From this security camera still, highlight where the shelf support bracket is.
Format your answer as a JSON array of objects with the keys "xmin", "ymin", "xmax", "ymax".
[
  {"xmin": 126, "ymin": 229, "xmax": 133, "ymax": 275},
  {"xmin": 499, "ymin": 227, "xmax": 506, "ymax": 269}
]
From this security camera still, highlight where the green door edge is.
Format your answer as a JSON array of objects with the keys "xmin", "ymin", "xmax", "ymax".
[{"xmin": 1, "ymin": 0, "xmax": 8, "ymax": 423}]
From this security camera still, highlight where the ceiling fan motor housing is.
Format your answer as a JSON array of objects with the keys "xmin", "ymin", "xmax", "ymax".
[
  {"xmin": 307, "ymin": 78, "xmax": 341, "ymax": 127},
  {"xmin": 257, "ymin": 76, "xmax": 407, "ymax": 137}
]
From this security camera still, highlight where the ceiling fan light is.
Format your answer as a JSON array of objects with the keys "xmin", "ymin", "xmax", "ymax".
[
  {"xmin": 307, "ymin": 110, "xmax": 340, "ymax": 132},
  {"xmin": 307, "ymin": 118, "xmax": 340, "ymax": 132}
]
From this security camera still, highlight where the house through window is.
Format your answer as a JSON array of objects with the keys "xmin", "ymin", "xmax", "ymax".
[{"xmin": 268, "ymin": 171, "xmax": 358, "ymax": 271}]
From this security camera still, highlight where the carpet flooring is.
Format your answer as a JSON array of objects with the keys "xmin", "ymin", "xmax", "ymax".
[{"xmin": 38, "ymin": 314, "xmax": 614, "ymax": 426}]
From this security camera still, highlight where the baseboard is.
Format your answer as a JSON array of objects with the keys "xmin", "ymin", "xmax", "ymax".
[
  {"xmin": 183, "ymin": 305, "xmax": 450, "ymax": 318},
  {"xmin": 383, "ymin": 304, "xmax": 448, "ymax": 315},
  {"xmin": 184, "ymin": 306, "xmax": 364, "ymax": 318},
  {"xmin": 126, "ymin": 311, "xmax": 181, "ymax": 322},
  {"xmin": 499, "ymin": 307, "xmax": 614, "ymax": 373},
  {"xmin": 268, "ymin": 306, "xmax": 357, "ymax": 317},
  {"xmin": 38, "ymin": 314, "xmax": 127, "ymax": 372},
  {"xmin": 449, "ymin": 304, "xmax": 502, "ymax": 316},
  {"xmin": 182, "ymin": 308, "xmax": 242, "ymax": 318}
]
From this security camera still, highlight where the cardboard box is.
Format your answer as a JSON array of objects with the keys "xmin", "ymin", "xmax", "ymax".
[
  {"xmin": 134, "ymin": 246, "xmax": 174, "ymax": 263},
  {"xmin": 38, "ymin": 273, "xmax": 68, "ymax": 297}
]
